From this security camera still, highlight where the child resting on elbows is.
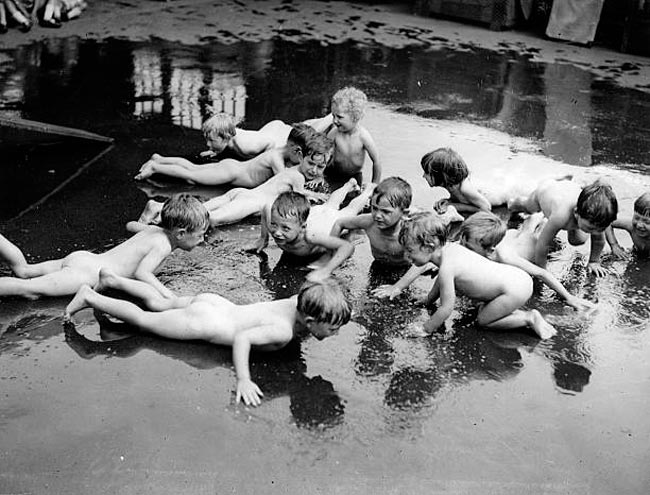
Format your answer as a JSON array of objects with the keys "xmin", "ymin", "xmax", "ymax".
[
  {"xmin": 64, "ymin": 272, "xmax": 351, "ymax": 407},
  {"xmin": 606, "ymin": 192, "xmax": 650, "ymax": 259},
  {"xmin": 459, "ymin": 211, "xmax": 595, "ymax": 311},
  {"xmin": 508, "ymin": 177, "xmax": 618, "ymax": 276},
  {"xmin": 398, "ymin": 211, "xmax": 556, "ymax": 339},
  {"xmin": 135, "ymin": 123, "xmax": 314, "ymax": 188},
  {"xmin": 246, "ymin": 178, "xmax": 374, "ymax": 282},
  {"xmin": 0, "ymin": 194, "xmax": 208, "ymax": 300},
  {"xmin": 325, "ymin": 86, "xmax": 382, "ymax": 186}
]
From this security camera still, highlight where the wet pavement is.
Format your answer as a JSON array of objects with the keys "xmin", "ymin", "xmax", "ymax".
[{"xmin": 1, "ymin": 1, "xmax": 650, "ymax": 494}]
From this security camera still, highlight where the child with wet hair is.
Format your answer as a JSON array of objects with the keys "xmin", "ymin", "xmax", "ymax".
[
  {"xmin": 64, "ymin": 273, "xmax": 352, "ymax": 407},
  {"xmin": 421, "ymin": 147, "xmax": 492, "ymax": 213},
  {"xmin": 508, "ymin": 178, "xmax": 618, "ymax": 276},
  {"xmin": 326, "ymin": 86, "xmax": 382, "ymax": 185},
  {"xmin": 606, "ymin": 192, "xmax": 650, "ymax": 259},
  {"xmin": 248, "ymin": 178, "xmax": 374, "ymax": 281},
  {"xmin": 0, "ymin": 194, "xmax": 209, "ymax": 300},
  {"xmin": 460, "ymin": 211, "xmax": 594, "ymax": 311},
  {"xmin": 135, "ymin": 123, "xmax": 316, "ymax": 188},
  {"xmin": 135, "ymin": 128, "xmax": 333, "ymax": 228},
  {"xmin": 398, "ymin": 211, "xmax": 556, "ymax": 339}
]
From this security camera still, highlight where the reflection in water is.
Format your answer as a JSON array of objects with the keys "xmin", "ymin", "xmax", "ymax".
[{"xmin": 3, "ymin": 37, "xmax": 650, "ymax": 168}]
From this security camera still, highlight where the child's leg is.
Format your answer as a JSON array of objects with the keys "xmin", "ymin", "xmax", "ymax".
[
  {"xmin": 208, "ymin": 194, "xmax": 263, "ymax": 226},
  {"xmin": 0, "ymin": 234, "xmax": 63, "ymax": 278},
  {"xmin": 507, "ymin": 190, "xmax": 541, "ymax": 214},
  {"xmin": 202, "ymin": 188, "xmax": 245, "ymax": 212},
  {"xmin": 0, "ymin": 267, "xmax": 94, "ymax": 299},
  {"xmin": 337, "ymin": 182, "xmax": 375, "ymax": 217},
  {"xmin": 322, "ymin": 178, "xmax": 359, "ymax": 210},
  {"xmin": 477, "ymin": 292, "xmax": 556, "ymax": 339},
  {"xmin": 65, "ymin": 286, "xmax": 205, "ymax": 340},
  {"xmin": 139, "ymin": 161, "xmax": 239, "ymax": 186},
  {"xmin": 95, "ymin": 269, "xmax": 191, "ymax": 311}
]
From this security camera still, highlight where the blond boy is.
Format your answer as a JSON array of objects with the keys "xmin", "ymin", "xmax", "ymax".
[
  {"xmin": 399, "ymin": 212, "xmax": 556, "ymax": 339},
  {"xmin": 64, "ymin": 272, "xmax": 351, "ymax": 407},
  {"xmin": 0, "ymin": 195, "xmax": 208, "ymax": 300},
  {"xmin": 326, "ymin": 87, "xmax": 382, "ymax": 185}
]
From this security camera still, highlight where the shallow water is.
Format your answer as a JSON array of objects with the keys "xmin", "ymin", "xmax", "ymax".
[{"xmin": 1, "ymin": 34, "xmax": 650, "ymax": 494}]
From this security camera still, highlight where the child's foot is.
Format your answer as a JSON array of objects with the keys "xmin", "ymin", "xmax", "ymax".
[
  {"xmin": 151, "ymin": 153, "xmax": 162, "ymax": 160},
  {"xmin": 95, "ymin": 268, "xmax": 118, "ymax": 292},
  {"xmin": 529, "ymin": 309, "xmax": 557, "ymax": 340},
  {"xmin": 64, "ymin": 285, "xmax": 93, "ymax": 322},
  {"xmin": 137, "ymin": 200, "xmax": 163, "ymax": 224},
  {"xmin": 135, "ymin": 161, "xmax": 155, "ymax": 181},
  {"xmin": 344, "ymin": 178, "xmax": 360, "ymax": 193}
]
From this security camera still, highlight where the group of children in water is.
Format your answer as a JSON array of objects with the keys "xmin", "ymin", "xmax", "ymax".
[{"xmin": 1, "ymin": 87, "xmax": 649, "ymax": 407}]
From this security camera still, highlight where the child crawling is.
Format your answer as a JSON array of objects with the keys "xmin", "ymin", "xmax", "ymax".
[
  {"xmin": 0, "ymin": 194, "xmax": 208, "ymax": 300},
  {"xmin": 64, "ymin": 271, "xmax": 351, "ymax": 407},
  {"xmin": 399, "ymin": 212, "xmax": 556, "ymax": 339}
]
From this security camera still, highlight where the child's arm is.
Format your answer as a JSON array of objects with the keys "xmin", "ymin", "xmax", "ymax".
[
  {"xmin": 458, "ymin": 179, "xmax": 491, "ymax": 212},
  {"xmin": 605, "ymin": 220, "xmax": 632, "ymax": 260},
  {"xmin": 133, "ymin": 248, "xmax": 175, "ymax": 299},
  {"xmin": 305, "ymin": 236, "xmax": 354, "ymax": 282},
  {"xmin": 372, "ymin": 262, "xmax": 437, "ymax": 300},
  {"xmin": 410, "ymin": 267, "xmax": 455, "ymax": 336},
  {"xmin": 232, "ymin": 324, "xmax": 292, "ymax": 406},
  {"xmin": 497, "ymin": 248, "xmax": 595, "ymax": 311},
  {"xmin": 244, "ymin": 208, "xmax": 270, "ymax": 254},
  {"xmin": 587, "ymin": 232, "xmax": 608, "ymax": 277},
  {"xmin": 534, "ymin": 217, "xmax": 564, "ymax": 268},
  {"xmin": 360, "ymin": 128, "xmax": 382, "ymax": 183},
  {"xmin": 330, "ymin": 214, "xmax": 373, "ymax": 238}
]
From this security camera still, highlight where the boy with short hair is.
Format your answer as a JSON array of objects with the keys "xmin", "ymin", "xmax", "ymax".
[
  {"xmin": 399, "ymin": 212, "xmax": 556, "ymax": 339},
  {"xmin": 606, "ymin": 192, "xmax": 650, "ymax": 259},
  {"xmin": 0, "ymin": 194, "xmax": 209, "ymax": 300},
  {"xmin": 64, "ymin": 270, "xmax": 352, "ymax": 407},
  {"xmin": 326, "ymin": 87, "xmax": 382, "ymax": 185},
  {"xmin": 459, "ymin": 211, "xmax": 595, "ymax": 311},
  {"xmin": 134, "ymin": 123, "xmax": 315, "ymax": 188},
  {"xmin": 136, "ymin": 131, "xmax": 333, "ymax": 227},
  {"xmin": 508, "ymin": 178, "xmax": 618, "ymax": 276},
  {"xmin": 247, "ymin": 178, "xmax": 374, "ymax": 281}
]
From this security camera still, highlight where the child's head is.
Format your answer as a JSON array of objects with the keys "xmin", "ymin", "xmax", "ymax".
[
  {"xmin": 160, "ymin": 194, "xmax": 210, "ymax": 250},
  {"xmin": 420, "ymin": 148, "xmax": 469, "ymax": 189},
  {"xmin": 202, "ymin": 113, "xmax": 237, "ymax": 154},
  {"xmin": 398, "ymin": 211, "xmax": 448, "ymax": 266},
  {"xmin": 269, "ymin": 192, "xmax": 310, "ymax": 245},
  {"xmin": 634, "ymin": 192, "xmax": 650, "ymax": 217},
  {"xmin": 331, "ymin": 87, "xmax": 367, "ymax": 131},
  {"xmin": 370, "ymin": 177, "xmax": 412, "ymax": 230},
  {"xmin": 297, "ymin": 279, "xmax": 352, "ymax": 340},
  {"xmin": 575, "ymin": 181, "xmax": 618, "ymax": 232},
  {"xmin": 459, "ymin": 211, "xmax": 507, "ymax": 257},
  {"xmin": 633, "ymin": 192, "xmax": 650, "ymax": 238},
  {"xmin": 298, "ymin": 132, "xmax": 333, "ymax": 182}
]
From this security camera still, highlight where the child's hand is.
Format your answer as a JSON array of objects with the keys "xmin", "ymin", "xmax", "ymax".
[
  {"xmin": 587, "ymin": 262, "xmax": 609, "ymax": 277},
  {"xmin": 306, "ymin": 267, "xmax": 330, "ymax": 283},
  {"xmin": 236, "ymin": 378, "xmax": 264, "ymax": 407},
  {"xmin": 371, "ymin": 284, "xmax": 402, "ymax": 300},
  {"xmin": 610, "ymin": 245, "xmax": 629, "ymax": 260},
  {"xmin": 404, "ymin": 323, "xmax": 430, "ymax": 338},
  {"xmin": 565, "ymin": 295, "xmax": 597, "ymax": 312},
  {"xmin": 243, "ymin": 240, "xmax": 266, "ymax": 254},
  {"xmin": 199, "ymin": 150, "xmax": 217, "ymax": 159}
]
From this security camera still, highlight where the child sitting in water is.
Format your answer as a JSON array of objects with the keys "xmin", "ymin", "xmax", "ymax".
[
  {"xmin": 0, "ymin": 194, "xmax": 208, "ymax": 300},
  {"xmin": 459, "ymin": 211, "xmax": 595, "ymax": 311},
  {"xmin": 325, "ymin": 87, "xmax": 382, "ymax": 186},
  {"xmin": 135, "ymin": 123, "xmax": 314, "ymax": 188},
  {"xmin": 421, "ymin": 147, "xmax": 492, "ymax": 213},
  {"xmin": 606, "ymin": 192, "xmax": 650, "ymax": 259},
  {"xmin": 135, "ymin": 131, "xmax": 332, "ymax": 228},
  {"xmin": 64, "ymin": 271, "xmax": 351, "ymax": 407},
  {"xmin": 247, "ymin": 179, "xmax": 374, "ymax": 281},
  {"xmin": 398, "ymin": 212, "xmax": 556, "ymax": 339},
  {"xmin": 508, "ymin": 178, "xmax": 618, "ymax": 276}
]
